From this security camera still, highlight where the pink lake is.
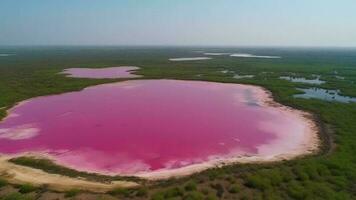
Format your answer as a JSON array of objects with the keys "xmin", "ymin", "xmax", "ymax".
[
  {"xmin": 61, "ymin": 66, "xmax": 141, "ymax": 79},
  {"xmin": 0, "ymin": 80, "xmax": 317, "ymax": 177}
]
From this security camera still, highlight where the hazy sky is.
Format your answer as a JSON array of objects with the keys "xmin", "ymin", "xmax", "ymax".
[{"xmin": 1, "ymin": 0, "xmax": 356, "ymax": 46}]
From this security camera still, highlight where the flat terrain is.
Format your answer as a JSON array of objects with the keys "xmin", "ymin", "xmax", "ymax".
[{"xmin": 1, "ymin": 46, "xmax": 356, "ymax": 199}]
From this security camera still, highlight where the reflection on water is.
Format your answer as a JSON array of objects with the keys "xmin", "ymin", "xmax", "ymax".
[
  {"xmin": 280, "ymin": 76, "xmax": 325, "ymax": 85},
  {"xmin": 294, "ymin": 88, "xmax": 356, "ymax": 103}
]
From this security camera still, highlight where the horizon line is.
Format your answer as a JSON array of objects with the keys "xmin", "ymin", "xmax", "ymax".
[{"xmin": 1, "ymin": 44, "xmax": 356, "ymax": 49}]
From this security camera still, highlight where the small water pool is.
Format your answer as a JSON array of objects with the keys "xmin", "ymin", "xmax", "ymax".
[
  {"xmin": 280, "ymin": 76, "xmax": 325, "ymax": 85},
  {"xmin": 61, "ymin": 66, "xmax": 141, "ymax": 79},
  {"xmin": 294, "ymin": 88, "xmax": 356, "ymax": 103}
]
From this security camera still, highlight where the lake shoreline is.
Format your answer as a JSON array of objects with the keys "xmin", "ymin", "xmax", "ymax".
[{"xmin": 0, "ymin": 80, "xmax": 321, "ymax": 190}]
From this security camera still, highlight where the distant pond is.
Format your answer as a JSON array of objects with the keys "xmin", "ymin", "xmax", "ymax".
[{"xmin": 294, "ymin": 88, "xmax": 356, "ymax": 103}]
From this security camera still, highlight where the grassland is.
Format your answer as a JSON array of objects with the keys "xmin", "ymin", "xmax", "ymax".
[{"xmin": 1, "ymin": 46, "xmax": 356, "ymax": 199}]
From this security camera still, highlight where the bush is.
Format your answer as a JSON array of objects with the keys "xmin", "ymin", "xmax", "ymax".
[
  {"xmin": 245, "ymin": 175, "xmax": 271, "ymax": 190},
  {"xmin": 150, "ymin": 187, "xmax": 183, "ymax": 200},
  {"xmin": 200, "ymin": 187, "xmax": 210, "ymax": 195},
  {"xmin": 64, "ymin": 189, "xmax": 81, "ymax": 198},
  {"xmin": 210, "ymin": 183, "xmax": 224, "ymax": 198},
  {"xmin": 136, "ymin": 187, "xmax": 148, "ymax": 197},
  {"xmin": 1, "ymin": 192, "xmax": 33, "ymax": 200},
  {"xmin": 163, "ymin": 187, "xmax": 183, "ymax": 198},
  {"xmin": 184, "ymin": 181, "xmax": 197, "ymax": 191},
  {"xmin": 18, "ymin": 184, "xmax": 36, "ymax": 194},
  {"xmin": 150, "ymin": 192, "xmax": 164, "ymax": 200},
  {"xmin": 225, "ymin": 176, "xmax": 236, "ymax": 184},
  {"xmin": 205, "ymin": 195, "xmax": 218, "ymax": 200},
  {"xmin": 183, "ymin": 191, "xmax": 204, "ymax": 200},
  {"xmin": 228, "ymin": 184, "xmax": 240, "ymax": 193},
  {"xmin": 286, "ymin": 181, "xmax": 306, "ymax": 200},
  {"xmin": 108, "ymin": 187, "xmax": 131, "ymax": 197},
  {"xmin": 0, "ymin": 178, "xmax": 8, "ymax": 188}
]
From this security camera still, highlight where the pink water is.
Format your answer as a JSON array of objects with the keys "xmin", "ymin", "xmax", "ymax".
[
  {"xmin": 61, "ymin": 66, "xmax": 141, "ymax": 79},
  {"xmin": 0, "ymin": 80, "xmax": 311, "ymax": 175}
]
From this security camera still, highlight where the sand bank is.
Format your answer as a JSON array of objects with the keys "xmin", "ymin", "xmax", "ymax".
[
  {"xmin": 134, "ymin": 85, "xmax": 320, "ymax": 180},
  {"xmin": 0, "ymin": 155, "xmax": 139, "ymax": 193}
]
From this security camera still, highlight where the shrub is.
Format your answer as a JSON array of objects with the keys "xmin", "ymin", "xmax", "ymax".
[
  {"xmin": 108, "ymin": 187, "xmax": 131, "ymax": 197},
  {"xmin": 225, "ymin": 176, "xmax": 236, "ymax": 184},
  {"xmin": 183, "ymin": 191, "xmax": 204, "ymax": 200},
  {"xmin": 18, "ymin": 184, "xmax": 36, "ymax": 194},
  {"xmin": 200, "ymin": 187, "xmax": 210, "ymax": 195},
  {"xmin": 163, "ymin": 187, "xmax": 183, "ymax": 198},
  {"xmin": 136, "ymin": 187, "xmax": 148, "ymax": 197},
  {"xmin": 245, "ymin": 175, "xmax": 271, "ymax": 190},
  {"xmin": 286, "ymin": 181, "xmax": 306, "ymax": 200},
  {"xmin": 205, "ymin": 194, "xmax": 218, "ymax": 200},
  {"xmin": 0, "ymin": 178, "xmax": 8, "ymax": 188},
  {"xmin": 150, "ymin": 192, "xmax": 164, "ymax": 200},
  {"xmin": 64, "ymin": 189, "xmax": 81, "ymax": 198},
  {"xmin": 210, "ymin": 183, "xmax": 224, "ymax": 198},
  {"xmin": 228, "ymin": 184, "xmax": 240, "ymax": 193},
  {"xmin": 1, "ymin": 192, "xmax": 33, "ymax": 200},
  {"xmin": 184, "ymin": 181, "xmax": 197, "ymax": 191}
]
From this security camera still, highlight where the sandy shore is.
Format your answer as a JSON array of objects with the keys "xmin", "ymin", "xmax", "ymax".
[
  {"xmin": 0, "ymin": 81, "xmax": 321, "ymax": 189},
  {"xmin": 0, "ymin": 155, "xmax": 139, "ymax": 193},
  {"xmin": 136, "ymin": 102, "xmax": 320, "ymax": 180}
]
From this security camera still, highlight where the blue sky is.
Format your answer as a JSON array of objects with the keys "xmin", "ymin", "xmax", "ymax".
[{"xmin": 1, "ymin": 0, "xmax": 355, "ymax": 46}]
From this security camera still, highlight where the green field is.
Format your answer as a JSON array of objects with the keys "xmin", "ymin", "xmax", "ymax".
[{"xmin": 1, "ymin": 46, "xmax": 356, "ymax": 199}]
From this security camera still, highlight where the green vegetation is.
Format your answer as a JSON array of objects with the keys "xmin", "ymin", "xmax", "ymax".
[
  {"xmin": 0, "ymin": 192, "xmax": 33, "ymax": 200},
  {"xmin": 183, "ymin": 191, "xmax": 205, "ymax": 200},
  {"xmin": 64, "ymin": 189, "xmax": 81, "ymax": 198},
  {"xmin": 228, "ymin": 184, "xmax": 240, "ymax": 194},
  {"xmin": 0, "ymin": 179, "xmax": 7, "ymax": 188},
  {"xmin": 1, "ymin": 46, "xmax": 356, "ymax": 199},
  {"xmin": 135, "ymin": 187, "xmax": 148, "ymax": 197},
  {"xmin": 184, "ymin": 181, "xmax": 197, "ymax": 191},
  {"xmin": 108, "ymin": 187, "xmax": 131, "ymax": 197},
  {"xmin": 17, "ymin": 184, "xmax": 36, "ymax": 194}
]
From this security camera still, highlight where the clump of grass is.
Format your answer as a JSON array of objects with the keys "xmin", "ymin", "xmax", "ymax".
[
  {"xmin": 0, "ymin": 178, "xmax": 8, "ymax": 188},
  {"xmin": 18, "ymin": 184, "xmax": 36, "ymax": 194},
  {"xmin": 135, "ymin": 187, "xmax": 148, "ymax": 197},
  {"xmin": 200, "ymin": 187, "xmax": 210, "ymax": 195},
  {"xmin": 150, "ymin": 192, "xmax": 165, "ymax": 200},
  {"xmin": 228, "ymin": 184, "xmax": 240, "ymax": 194},
  {"xmin": 183, "ymin": 191, "xmax": 204, "ymax": 200},
  {"xmin": 108, "ymin": 187, "xmax": 131, "ymax": 197},
  {"xmin": 151, "ymin": 187, "xmax": 184, "ymax": 200},
  {"xmin": 225, "ymin": 176, "xmax": 236, "ymax": 184},
  {"xmin": 184, "ymin": 181, "xmax": 197, "ymax": 191},
  {"xmin": 64, "ymin": 189, "xmax": 81, "ymax": 198},
  {"xmin": 245, "ymin": 174, "xmax": 271, "ymax": 190},
  {"xmin": 205, "ymin": 194, "xmax": 218, "ymax": 200},
  {"xmin": 163, "ymin": 187, "xmax": 184, "ymax": 198},
  {"xmin": 1, "ymin": 192, "xmax": 33, "ymax": 200},
  {"xmin": 210, "ymin": 183, "xmax": 224, "ymax": 198}
]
